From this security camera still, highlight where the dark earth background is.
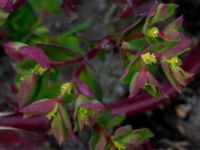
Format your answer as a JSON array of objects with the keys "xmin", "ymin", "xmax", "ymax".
[{"xmin": 1, "ymin": 0, "xmax": 200, "ymax": 149}]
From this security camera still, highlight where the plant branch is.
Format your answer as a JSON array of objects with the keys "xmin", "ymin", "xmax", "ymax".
[
  {"xmin": 0, "ymin": 42, "xmax": 200, "ymax": 131},
  {"xmin": 0, "ymin": 113, "xmax": 50, "ymax": 132},
  {"xmin": 107, "ymin": 42, "xmax": 200, "ymax": 116}
]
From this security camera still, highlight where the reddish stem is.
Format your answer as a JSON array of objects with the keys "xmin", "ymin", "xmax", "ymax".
[{"xmin": 0, "ymin": 113, "xmax": 50, "ymax": 132}]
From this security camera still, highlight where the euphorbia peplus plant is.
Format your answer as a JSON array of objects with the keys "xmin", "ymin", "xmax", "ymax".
[{"xmin": 0, "ymin": 0, "xmax": 199, "ymax": 149}]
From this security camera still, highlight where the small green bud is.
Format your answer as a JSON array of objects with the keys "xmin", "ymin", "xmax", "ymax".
[
  {"xmin": 60, "ymin": 82, "xmax": 75, "ymax": 95},
  {"xmin": 78, "ymin": 106, "xmax": 90, "ymax": 116},
  {"xmin": 37, "ymin": 66, "xmax": 48, "ymax": 75},
  {"xmin": 31, "ymin": 64, "xmax": 48, "ymax": 75},
  {"xmin": 113, "ymin": 141, "xmax": 126, "ymax": 150},
  {"xmin": 167, "ymin": 56, "xmax": 181, "ymax": 67},
  {"xmin": 146, "ymin": 27, "xmax": 159, "ymax": 39},
  {"xmin": 141, "ymin": 52, "xmax": 157, "ymax": 65}
]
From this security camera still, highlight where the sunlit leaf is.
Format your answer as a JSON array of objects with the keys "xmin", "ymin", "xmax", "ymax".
[
  {"xmin": 104, "ymin": 114, "xmax": 126, "ymax": 129},
  {"xmin": 133, "ymin": 128, "xmax": 154, "ymax": 142}
]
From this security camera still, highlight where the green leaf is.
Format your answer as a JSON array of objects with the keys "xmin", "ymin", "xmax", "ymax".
[
  {"xmin": 79, "ymin": 67, "xmax": 103, "ymax": 101},
  {"xmin": 161, "ymin": 60, "xmax": 181, "ymax": 92},
  {"xmin": 149, "ymin": 41, "xmax": 176, "ymax": 53},
  {"xmin": 128, "ymin": 38, "xmax": 147, "ymax": 51},
  {"xmin": 58, "ymin": 105, "xmax": 75, "ymax": 140},
  {"xmin": 107, "ymin": 16, "xmax": 143, "ymax": 41},
  {"xmin": 39, "ymin": 83, "xmax": 61, "ymax": 99},
  {"xmin": 151, "ymin": 3, "xmax": 177, "ymax": 24},
  {"xmin": 0, "ymin": 9, "xmax": 9, "ymax": 26},
  {"xmin": 29, "ymin": 73, "xmax": 48, "ymax": 101},
  {"xmin": 51, "ymin": 114, "xmax": 66, "ymax": 145},
  {"xmin": 16, "ymin": 59, "xmax": 37, "ymax": 75},
  {"xmin": 95, "ymin": 132, "xmax": 107, "ymax": 150},
  {"xmin": 90, "ymin": 131, "xmax": 100, "ymax": 149},
  {"xmin": 38, "ymin": 82, "xmax": 75, "ymax": 104},
  {"xmin": 117, "ymin": 132, "xmax": 134, "ymax": 144},
  {"xmin": 29, "ymin": 0, "xmax": 61, "ymax": 13},
  {"xmin": 104, "ymin": 115, "xmax": 126, "ymax": 129},
  {"xmin": 133, "ymin": 128, "xmax": 154, "ymax": 142},
  {"xmin": 6, "ymin": 3, "xmax": 38, "ymax": 40},
  {"xmin": 90, "ymin": 131, "xmax": 107, "ymax": 150},
  {"xmin": 37, "ymin": 43, "xmax": 81, "ymax": 61},
  {"xmin": 143, "ymin": 82, "xmax": 158, "ymax": 97},
  {"xmin": 60, "ymin": 19, "xmax": 92, "ymax": 36},
  {"xmin": 49, "ymin": 68, "xmax": 59, "ymax": 81},
  {"xmin": 57, "ymin": 35, "xmax": 84, "ymax": 55},
  {"xmin": 56, "ymin": 19, "xmax": 93, "ymax": 55},
  {"xmin": 97, "ymin": 109, "xmax": 112, "ymax": 125},
  {"xmin": 123, "ymin": 61, "xmax": 140, "ymax": 85}
]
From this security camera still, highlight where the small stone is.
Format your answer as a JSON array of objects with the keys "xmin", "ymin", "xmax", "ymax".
[{"xmin": 175, "ymin": 104, "xmax": 189, "ymax": 119}]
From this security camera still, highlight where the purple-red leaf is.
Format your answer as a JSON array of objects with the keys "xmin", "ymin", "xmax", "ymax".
[
  {"xmin": 0, "ymin": 0, "xmax": 9, "ymax": 8},
  {"xmin": 20, "ymin": 99, "xmax": 58, "ymax": 114},
  {"xmin": 16, "ymin": 74, "xmax": 37, "ymax": 107},
  {"xmin": 129, "ymin": 69, "xmax": 147, "ymax": 97},
  {"xmin": 142, "ymin": 0, "xmax": 157, "ymax": 33},
  {"xmin": 162, "ymin": 38, "xmax": 192, "ymax": 58},
  {"xmin": 20, "ymin": 46, "xmax": 55, "ymax": 68},
  {"xmin": 151, "ymin": 3, "xmax": 177, "ymax": 24},
  {"xmin": 0, "ymin": 0, "xmax": 27, "ymax": 13},
  {"xmin": 4, "ymin": 42, "xmax": 25, "ymax": 62},
  {"xmin": 51, "ymin": 114, "xmax": 65, "ymax": 145},
  {"xmin": 13, "ymin": 0, "xmax": 27, "ymax": 8},
  {"xmin": 171, "ymin": 67, "xmax": 187, "ymax": 86},
  {"xmin": 159, "ymin": 16, "xmax": 184, "ymax": 42},
  {"xmin": 81, "ymin": 100, "xmax": 104, "ymax": 113},
  {"xmin": 161, "ymin": 60, "xmax": 182, "ymax": 93},
  {"xmin": 4, "ymin": 42, "xmax": 84, "ymax": 67},
  {"xmin": 146, "ymin": 71, "xmax": 159, "ymax": 87},
  {"xmin": 0, "ymin": 0, "xmax": 13, "ymax": 12},
  {"xmin": 76, "ymin": 80, "xmax": 93, "ymax": 97},
  {"xmin": 113, "ymin": 125, "xmax": 132, "ymax": 139}
]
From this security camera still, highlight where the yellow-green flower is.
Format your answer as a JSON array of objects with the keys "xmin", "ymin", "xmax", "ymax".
[
  {"xmin": 141, "ymin": 52, "xmax": 157, "ymax": 65},
  {"xmin": 60, "ymin": 82, "xmax": 75, "ymax": 95},
  {"xmin": 33, "ymin": 64, "xmax": 48, "ymax": 75},
  {"xmin": 146, "ymin": 27, "xmax": 159, "ymax": 39},
  {"xmin": 78, "ymin": 106, "xmax": 90, "ymax": 116},
  {"xmin": 113, "ymin": 141, "xmax": 126, "ymax": 150},
  {"xmin": 167, "ymin": 56, "xmax": 181, "ymax": 67},
  {"xmin": 46, "ymin": 104, "xmax": 58, "ymax": 120}
]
